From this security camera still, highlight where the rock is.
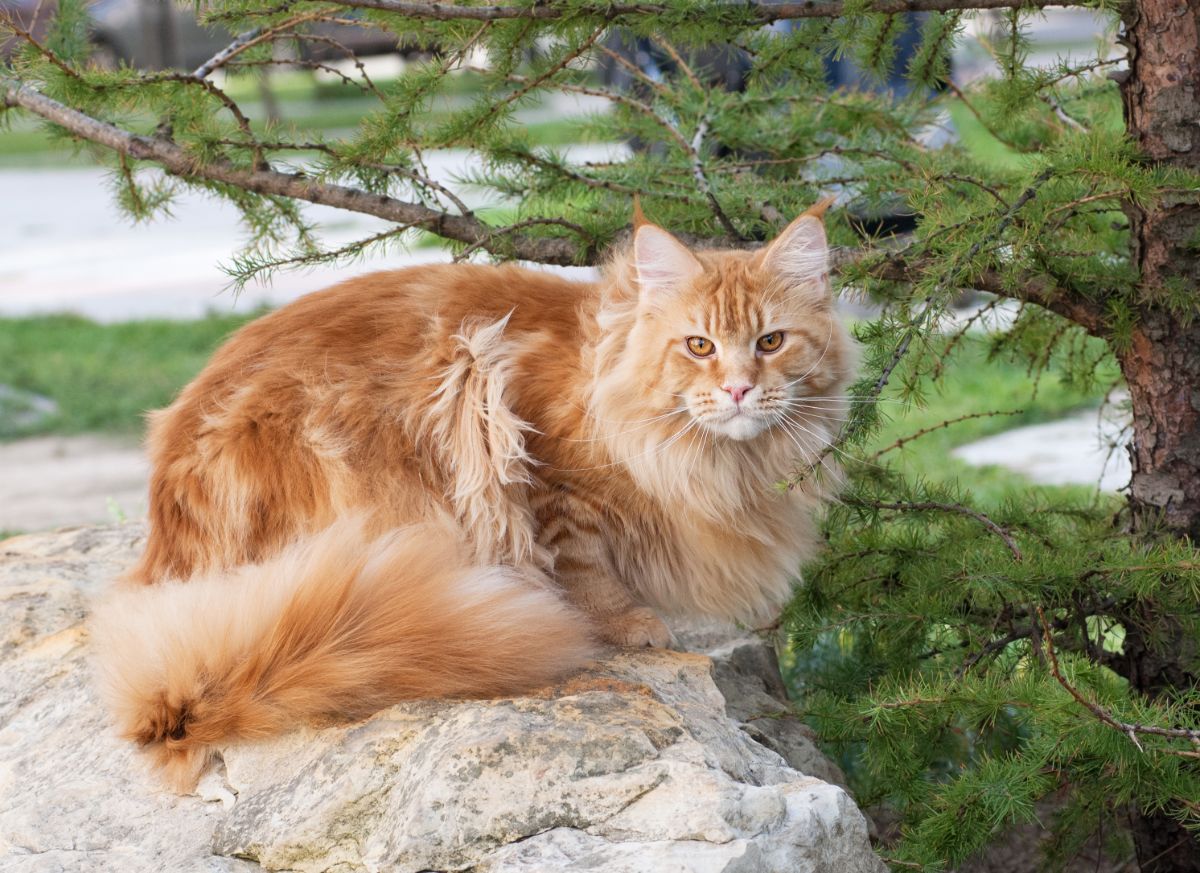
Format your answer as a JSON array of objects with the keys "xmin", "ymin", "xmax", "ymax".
[
  {"xmin": 0, "ymin": 524, "xmax": 884, "ymax": 873},
  {"xmin": 0, "ymin": 384, "xmax": 58, "ymax": 438}
]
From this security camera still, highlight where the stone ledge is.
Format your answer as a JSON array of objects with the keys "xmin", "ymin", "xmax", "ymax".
[{"xmin": 0, "ymin": 524, "xmax": 883, "ymax": 873}]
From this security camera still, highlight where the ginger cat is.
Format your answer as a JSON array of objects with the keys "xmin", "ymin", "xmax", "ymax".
[{"xmin": 91, "ymin": 202, "xmax": 856, "ymax": 790}]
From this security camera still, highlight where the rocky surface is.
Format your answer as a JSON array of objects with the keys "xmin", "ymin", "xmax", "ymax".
[{"xmin": 0, "ymin": 524, "xmax": 883, "ymax": 873}]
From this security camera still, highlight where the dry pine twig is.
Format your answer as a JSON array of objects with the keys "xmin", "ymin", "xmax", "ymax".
[{"xmin": 1036, "ymin": 607, "xmax": 1200, "ymax": 752}]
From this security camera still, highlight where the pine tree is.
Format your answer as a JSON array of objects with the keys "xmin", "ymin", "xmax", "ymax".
[{"xmin": 3, "ymin": 1, "xmax": 1199, "ymax": 869}]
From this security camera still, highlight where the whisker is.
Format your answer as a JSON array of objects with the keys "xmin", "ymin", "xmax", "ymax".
[
  {"xmin": 554, "ymin": 407, "xmax": 688, "ymax": 442},
  {"xmin": 777, "ymin": 414, "xmax": 887, "ymax": 471},
  {"xmin": 549, "ymin": 416, "xmax": 700, "ymax": 472},
  {"xmin": 777, "ymin": 396, "xmax": 906, "ymax": 405},
  {"xmin": 779, "ymin": 320, "xmax": 834, "ymax": 390}
]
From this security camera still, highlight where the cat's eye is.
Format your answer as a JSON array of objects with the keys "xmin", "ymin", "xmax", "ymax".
[
  {"xmin": 757, "ymin": 332, "xmax": 785, "ymax": 353},
  {"xmin": 686, "ymin": 336, "xmax": 715, "ymax": 357}
]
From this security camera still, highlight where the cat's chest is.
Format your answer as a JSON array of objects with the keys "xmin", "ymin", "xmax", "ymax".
[{"xmin": 602, "ymin": 487, "xmax": 817, "ymax": 621}]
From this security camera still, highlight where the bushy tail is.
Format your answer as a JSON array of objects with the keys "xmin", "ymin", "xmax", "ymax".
[{"xmin": 91, "ymin": 518, "xmax": 596, "ymax": 791}]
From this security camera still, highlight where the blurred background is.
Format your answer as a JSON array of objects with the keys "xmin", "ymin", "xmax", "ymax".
[{"xmin": 0, "ymin": 4, "xmax": 1126, "ymax": 536}]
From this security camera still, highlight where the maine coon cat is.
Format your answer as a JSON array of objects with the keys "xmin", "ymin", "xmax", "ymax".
[{"xmin": 91, "ymin": 200, "xmax": 856, "ymax": 790}]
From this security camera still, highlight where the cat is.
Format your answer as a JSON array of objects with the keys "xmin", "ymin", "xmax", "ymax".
[{"xmin": 91, "ymin": 200, "xmax": 856, "ymax": 790}]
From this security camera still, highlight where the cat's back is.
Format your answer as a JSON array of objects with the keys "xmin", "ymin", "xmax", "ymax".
[
  {"xmin": 155, "ymin": 261, "xmax": 595, "ymax": 454},
  {"xmin": 216, "ymin": 262, "xmax": 592, "ymax": 369}
]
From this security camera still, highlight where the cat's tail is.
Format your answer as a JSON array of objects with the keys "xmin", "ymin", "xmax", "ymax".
[{"xmin": 90, "ymin": 517, "xmax": 596, "ymax": 791}]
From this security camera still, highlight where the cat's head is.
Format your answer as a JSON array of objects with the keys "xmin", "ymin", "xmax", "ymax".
[{"xmin": 597, "ymin": 201, "xmax": 855, "ymax": 453}]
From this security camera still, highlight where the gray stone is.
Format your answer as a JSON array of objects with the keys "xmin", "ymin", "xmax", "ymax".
[
  {"xmin": 0, "ymin": 384, "xmax": 58, "ymax": 437},
  {"xmin": 0, "ymin": 524, "xmax": 883, "ymax": 873}
]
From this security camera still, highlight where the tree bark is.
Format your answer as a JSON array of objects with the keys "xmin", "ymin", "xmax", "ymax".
[
  {"xmin": 1122, "ymin": 314, "xmax": 1200, "ymax": 540},
  {"xmin": 1116, "ymin": 0, "xmax": 1200, "ymax": 868},
  {"xmin": 1120, "ymin": 0, "xmax": 1200, "ymax": 540}
]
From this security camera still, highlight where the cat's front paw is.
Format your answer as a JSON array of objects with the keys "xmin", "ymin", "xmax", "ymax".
[{"xmin": 595, "ymin": 607, "xmax": 673, "ymax": 649}]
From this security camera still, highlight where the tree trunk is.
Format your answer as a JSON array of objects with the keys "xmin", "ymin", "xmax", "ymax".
[
  {"xmin": 1116, "ymin": 0, "xmax": 1200, "ymax": 868},
  {"xmin": 1121, "ymin": 315, "xmax": 1200, "ymax": 540}
]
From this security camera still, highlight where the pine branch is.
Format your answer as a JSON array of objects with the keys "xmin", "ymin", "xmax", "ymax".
[
  {"xmin": 1, "ymin": 78, "xmax": 1113, "ymax": 334},
  {"xmin": 688, "ymin": 114, "xmax": 742, "ymax": 240},
  {"xmin": 331, "ymin": 0, "xmax": 1085, "ymax": 22},
  {"xmin": 0, "ymin": 79, "xmax": 590, "ymax": 265}
]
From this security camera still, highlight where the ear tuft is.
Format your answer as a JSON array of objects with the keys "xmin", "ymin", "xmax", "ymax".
[
  {"xmin": 803, "ymin": 194, "xmax": 838, "ymax": 221},
  {"xmin": 634, "ymin": 224, "xmax": 702, "ymax": 298},
  {"xmin": 758, "ymin": 214, "xmax": 829, "ymax": 285},
  {"xmin": 632, "ymin": 194, "xmax": 648, "ymax": 229}
]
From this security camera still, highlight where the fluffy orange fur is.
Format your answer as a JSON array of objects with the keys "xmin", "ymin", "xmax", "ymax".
[{"xmin": 92, "ymin": 203, "xmax": 856, "ymax": 790}]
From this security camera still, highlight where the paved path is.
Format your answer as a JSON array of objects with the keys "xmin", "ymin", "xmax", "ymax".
[
  {"xmin": 0, "ymin": 144, "xmax": 614, "ymax": 322},
  {"xmin": 0, "ymin": 435, "xmax": 148, "ymax": 533},
  {"xmin": 953, "ymin": 409, "xmax": 1131, "ymax": 492}
]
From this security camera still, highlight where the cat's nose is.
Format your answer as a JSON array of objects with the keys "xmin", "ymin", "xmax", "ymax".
[{"xmin": 722, "ymin": 383, "xmax": 754, "ymax": 405}]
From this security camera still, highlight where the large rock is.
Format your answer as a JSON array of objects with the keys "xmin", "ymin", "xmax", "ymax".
[{"xmin": 0, "ymin": 524, "xmax": 884, "ymax": 873}]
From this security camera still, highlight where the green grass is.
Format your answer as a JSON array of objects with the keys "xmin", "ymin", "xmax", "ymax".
[
  {"xmin": 0, "ymin": 312, "xmax": 258, "ymax": 440},
  {"xmin": 862, "ymin": 333, "xmax": 1118, "ymax": 505},
  {"xmin": 945, "ymin": 100, "xmax": 1029, "ymax": 173}
]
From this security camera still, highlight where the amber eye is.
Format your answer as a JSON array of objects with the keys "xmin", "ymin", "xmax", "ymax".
[
  {"xmin": 757, "ymin": 331, "xmax": 785, "ymax": 353},
  {"xmin": 686, "ymin": 336, "xmax": 715, "ymax": 357}
]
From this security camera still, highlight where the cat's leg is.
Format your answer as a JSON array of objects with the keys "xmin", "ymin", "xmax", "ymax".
[{"xmin": 541, "ymin": 496, "xmax": 671, "ymax": 649}]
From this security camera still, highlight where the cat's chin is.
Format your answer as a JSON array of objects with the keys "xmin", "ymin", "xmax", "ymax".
[{"xmin": 702, "ymin": 412, "xmax": 770, "ymax": 441}]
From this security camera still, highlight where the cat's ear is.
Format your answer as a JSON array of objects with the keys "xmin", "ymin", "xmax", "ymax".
[
  {"xmin": 634, "ymin": 223, "xmax": 702, "ymax": 299},
  {"xmin": 757, "ymin": 198, "xmax": 834, "ymax": 286}
]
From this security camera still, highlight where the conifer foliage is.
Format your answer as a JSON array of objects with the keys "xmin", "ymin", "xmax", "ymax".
[{"xmin": 4, "ymin": 0, "xmax": 1200, "ymax": 869}]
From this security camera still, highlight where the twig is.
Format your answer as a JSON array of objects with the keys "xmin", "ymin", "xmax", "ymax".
[
  {"xmin": 594, "ymin": 43, "xmax": 671, "ymax": 97},
  {"xmin": 192, "ymin": 27, "xmax": 263, "ymax": 79},
  {"xmin": 229, "ymin": 222, "xmax": 419, "ymax": 279},
  {"xmin": 451, "ymin": 215, "xmax": 597, "ymax": 262},
  {"xmin": 870, "ymin": 409, "xmax": 1025, "ymax": 459},
  {"xmin": 191, "ymin": 10, "xmax": 336, "ymax": 77},
  {"xmin": 0, "ymin": 8, "xmax": 82, "ymax": 80},
  {"xmin": 882, "ymin": 857, "xmax": 925, "ymax": 870},
  {"xmin": 651, "ymin": 36, "xmax": 702, "ymax": 90},
  {"xmin": 844, "ymin": 497, "xmax": 1024, "ymax": 561},
  {"xmin": 1041, "ymin": 92, "xmax": 1089, "ymax": 134},
  {"xmin": 688, "ymin": 114, "xmax": 741, "ymax": 239}
]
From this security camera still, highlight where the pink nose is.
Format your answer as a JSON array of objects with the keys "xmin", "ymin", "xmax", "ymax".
[{"xmin": 723, "ymin": 384, "xmax": 754, "ymax": 405}]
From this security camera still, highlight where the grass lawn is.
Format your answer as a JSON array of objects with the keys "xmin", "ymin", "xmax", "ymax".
[{"xmin": 0, "ymin": 312, "xmax": 257, "ymax": 440}]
